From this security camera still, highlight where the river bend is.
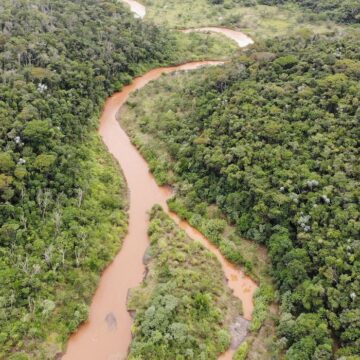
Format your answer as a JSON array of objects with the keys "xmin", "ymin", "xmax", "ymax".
[{"xmin": 63, "ymin": 2, "xmax": 257, "ymax": 360}]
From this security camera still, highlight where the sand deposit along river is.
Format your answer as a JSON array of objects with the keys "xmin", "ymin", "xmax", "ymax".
[{"xmin": 63, "ymin": 2, "xmax": 256, "ymax": 360}]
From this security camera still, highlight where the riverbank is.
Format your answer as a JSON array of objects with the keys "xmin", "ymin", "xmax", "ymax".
[{"xmin": 62, "ymin": 61, "xmax": 258, "ymax": 360}]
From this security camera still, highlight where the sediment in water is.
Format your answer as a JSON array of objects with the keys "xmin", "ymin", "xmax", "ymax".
[{"xmin": 63, "ymin": 2, "xmax": 257, "ymax": 358}]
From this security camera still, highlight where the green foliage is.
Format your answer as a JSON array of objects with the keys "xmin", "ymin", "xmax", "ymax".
[
  {"xmin": 213, "ymin": 0, "xmax": 360, "ymax": 24},
  {"xmin": 121, "ymin": 30, "xmax": 360, "ymax": 358},
  {"xmin": 249, "ymin": 285, "xmax": 274, "ymax": 332},
  {"xmin": 143, "ymin": 0, "xmax": 347, "ymax": 40},
  {"xmin": 278, "ymin": 312, "xmax": 333, "ymax": 360},
  {"xmin": 261, "ymin": 0, "xmax": 360, "ymax": 24},
  {"xmin": 234, "ymin": 341, "xmax": 250, "ymax": 360},
  {"xmin": 167, "ymin": 197, "xmax": 255, "ymax": 276},
  {"xmin": 128, "ymin": 206, "xmax": 240, "ymax": 360},
  {"xmin": 0, "ymin": 0, "xmax": 193, "ymax": 356},
  {"xmin": 274, "ymin": 55, "xmax": 298, "ymax": 68},
  {"xmin": 0, "ymin": 133, "xmax": 129, "ymax": 358}
]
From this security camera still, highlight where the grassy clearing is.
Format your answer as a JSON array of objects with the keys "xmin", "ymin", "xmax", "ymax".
[
  {"xmin": 127, "ymin": 206, "xmax": 241, "ymax": 359},
  {"xmin": 172, "ymin": 31, "xmax": 239, "ymax": 61},
  {"xmin": 142, "ymin": 0, "xmax": 341, "ymax": 40}
]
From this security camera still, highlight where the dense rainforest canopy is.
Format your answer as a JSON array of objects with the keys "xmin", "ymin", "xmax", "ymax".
[
  {"xmin": 1, "ymin": 0, "xmax": 360, "ymax": 359},
  {"xmin": 0, "ymin": 0, "xmax": 188, "ymax": 357},
  {"xmin": 258, "ymin": 0, "xmax": 360, "ymax": 24},
  {"xmin": 121, "ymin": 30, "xmax": 360, "ymax": 359},
  {"xmin": 208, "ymin": 0, "xmax": 360, "ymax": 24}
]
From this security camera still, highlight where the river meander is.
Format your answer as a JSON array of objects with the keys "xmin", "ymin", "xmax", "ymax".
[{"xmin": 63, "ymin": 2, "xmax": 257, "ymax": 359}]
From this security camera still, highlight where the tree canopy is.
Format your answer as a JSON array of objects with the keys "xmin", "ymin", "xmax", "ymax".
[
  {"xmin": 0, "ymin": 0, "xmax": 180, "ymax": 357},
  {"xmin": 121, "ymin": 30, "xmax": 360, "ymax": 358}
]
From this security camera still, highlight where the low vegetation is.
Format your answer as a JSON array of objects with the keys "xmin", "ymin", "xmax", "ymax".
[{"xmin": 127, "ymin": 206, "xmax": 241, "ymax": 360}]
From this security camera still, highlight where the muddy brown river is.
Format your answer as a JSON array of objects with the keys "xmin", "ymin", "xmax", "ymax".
[
  {"xmin": 181, "ymin": 27, "xmax": 254, "ymax": 48},
  {"xmin": 63, "ymin": 2, "xmax": 257, "ymax": 360}
]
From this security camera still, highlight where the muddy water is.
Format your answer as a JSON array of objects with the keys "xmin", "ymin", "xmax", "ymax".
[
  {"xmin": 181, "ymin": 27, "xmax": 254, "ymax": 48},
  {"xmin": 121, "ymin": 0, "xmax": 146, "ymax": 18},
  {"xmin": 63, "ymin": 1, "xmax": 258, "ymax": 359}
]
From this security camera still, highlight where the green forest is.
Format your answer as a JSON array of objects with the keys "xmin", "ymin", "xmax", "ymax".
[
  {"xmin": 257, "ymin": 0, "xmax": 360, "ymax": 24},
  {"xmin": 1, "ymin": 0, "xmax": 359, "ymax": 359},
  {"xmin": 0, "ymin": 0, "xmax": 235, "ymax": 358},
  {"xmin": 143, "ymin": 0, "xmax": 351, "ymax": 39},
  {"xmin": 221, "ymin": 0, "xmax": 360, "ymax": 24},
  {"xmin": 208, "ymin": 0, "xmax": 360, "ymax": 24},
  {"xmin": 121, "ymin": 30, "xmax": 360, "ymax": 359}
]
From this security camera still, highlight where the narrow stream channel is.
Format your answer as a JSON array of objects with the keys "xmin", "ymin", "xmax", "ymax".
[
  {"xmin": 63, "ymin": 2, "xmax": 257, "ymax": 360},
  {"xmin": 121, "ymin": 0, "xmax": 146, "ymax": 18}
]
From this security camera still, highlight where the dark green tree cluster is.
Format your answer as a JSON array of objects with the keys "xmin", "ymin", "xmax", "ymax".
[
  {"xmin": 0, "ymin": 0, "xmax": 178, "ymax": 357},
  {"xmin": 121, "ymin": 31, "xmax": 360, "ymax": 358},
  {"xmin": 128, "ymin": 206, "xmax": 240, "ymax": 360},
  {"xmin": 208, "ymin": 0, "xmax": 360, "ymax": 24},
  {"xmin": 259, "ymin": 0, "xmax": 360, "ymax": 24}
]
